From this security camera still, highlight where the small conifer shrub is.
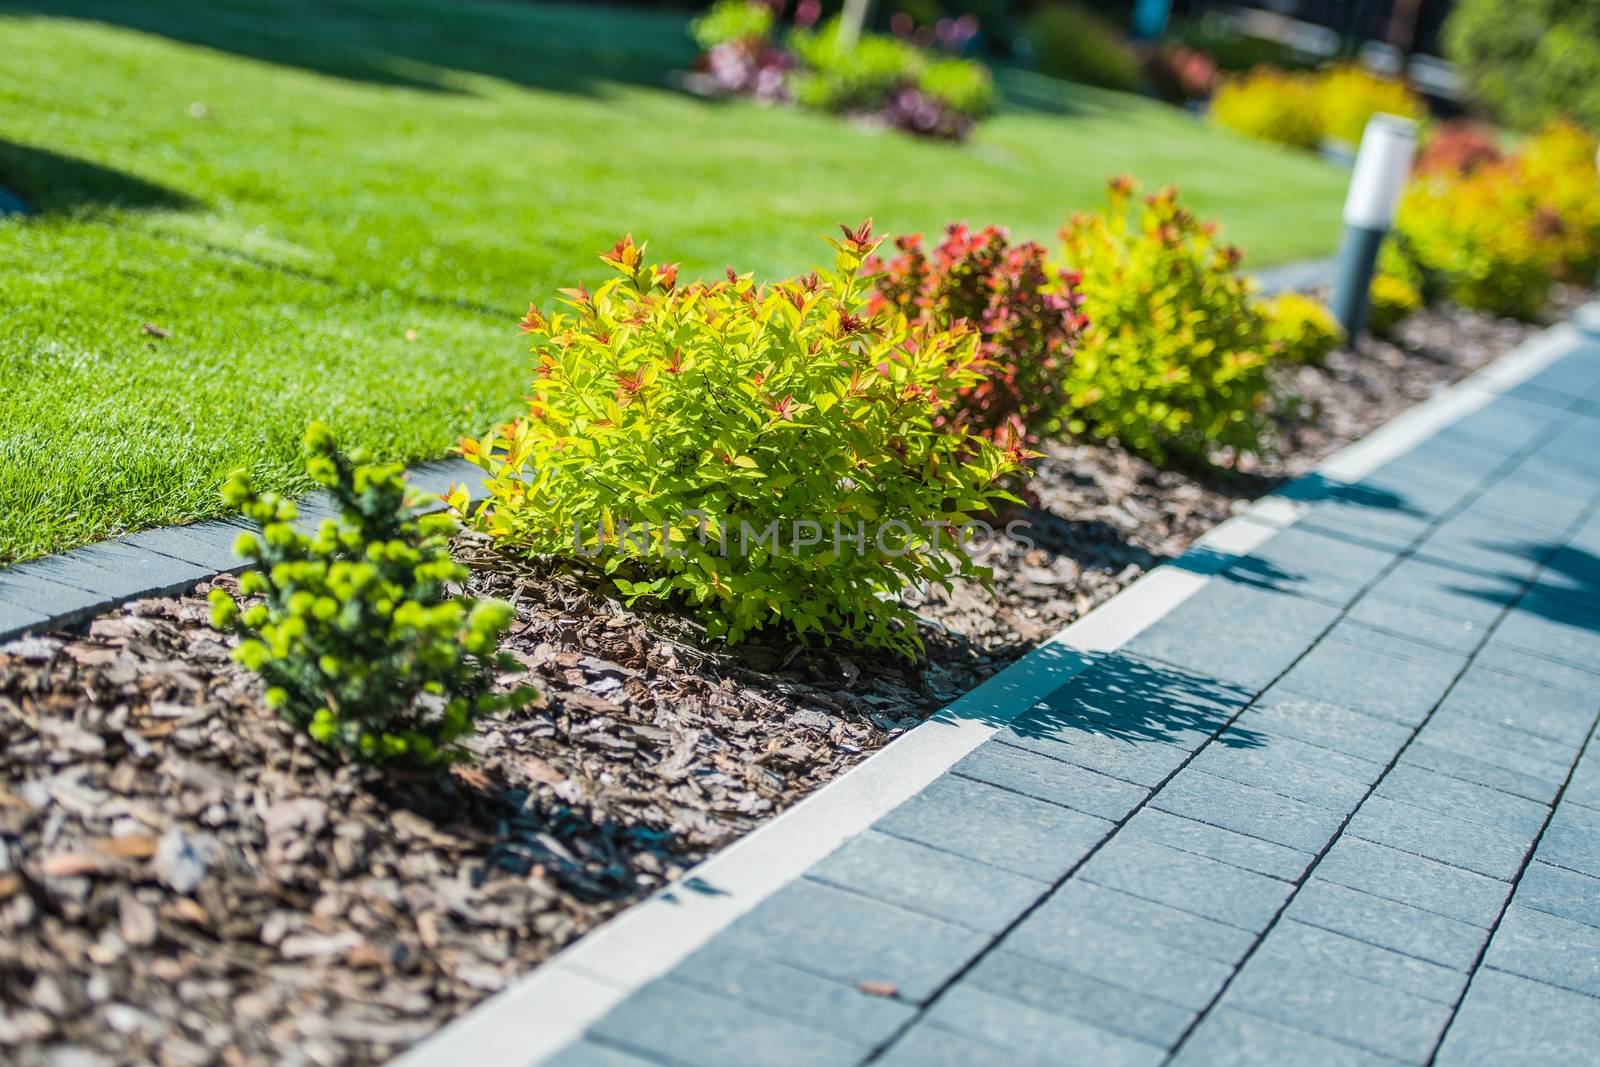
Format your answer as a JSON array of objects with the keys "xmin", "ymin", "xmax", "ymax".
[{"xmin": 209, "ymin": 424, "xmax": 532, "ymax": 764}]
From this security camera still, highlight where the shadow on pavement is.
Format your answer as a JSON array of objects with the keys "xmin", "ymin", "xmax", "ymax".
[{"xmin": 997, "ymin": 648, "xmax": 1266, "ymax": 750}]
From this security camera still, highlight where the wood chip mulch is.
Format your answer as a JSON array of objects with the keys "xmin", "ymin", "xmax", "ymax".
[{"xmin": 0, "ymin": 293, "xmax": 1578, "ymax": 1067}]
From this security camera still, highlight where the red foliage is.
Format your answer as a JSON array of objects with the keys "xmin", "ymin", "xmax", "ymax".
[
  {"xmin": 1415, "ymin": 121, "xmax": 1505, "ymax": 177},
  {"xmin": 869, "ymin": 224, "xmax": 1085, "ymax": 447},
  {"xmin": 1142, "ymin": 43, "xmax": 1218, "ymax": 104}
]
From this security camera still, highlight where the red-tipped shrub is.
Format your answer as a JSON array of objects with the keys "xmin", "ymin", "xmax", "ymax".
[
  {"xmin": 1414, "ymin": 121, "xmax": 1505, "ymax": 176},
  {"xmin": 869, "ymin": 224, "xmax": 1085, "ymax": 447},
  {"xmin": 1143, "ymin": 43, "xmax": 1219, "ymax": 104}
]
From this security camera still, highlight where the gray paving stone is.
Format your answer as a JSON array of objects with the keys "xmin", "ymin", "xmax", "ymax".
[
  {"xmin": 1534, "ymin": 800, "xmax": 1600, "ymax": 879},
  {"xmin": 1565, "ymin": 743, "xmax": 1600, "ymax": 811},
  {"xmin": 807, "ymin": 830, "xmax": 1046, "ymax": 935},
  {"xmin": 1287, "ymin": 880, "xmax": 1488, "ymax": 971},
  {"xmin": 1386, "ymin": 432, "xmax": 1510, "ymax": 484},
  {"xmin": 1078, "ymin": 833, "xmax": 1294, "ymax": 932},
  {"xmin": 1188, "ymin": 728, "xmax": 1381, "ymax": 811},
  {"xmin": 1314, "ymin": 837, "xmax": 1511, "ymax": 929},
  {"xmin": 1345, "ymin": 794, "xmax": 1533, "ymax": 882},
  {"xmin": 875, "ymin": 1023, "xmax": 1030, "ymax": 1066},
  {"xmin": 719, "ymin": 879, "xmax": 990, "ymax": 1005},
  {"xmin": 1517, "ymin": 349, "xmax": 1600, "ymax": 397},
  {"xmin": 0, "ymin": 566, "xmax": 114, "ymax": 619},
  {"xmin": 1006, "ymin": 909, "xmax": 1234, "ymax": 1011},
  {"xmin": 1472, "ymin": 643, "xmax": 1600, "ymax": 695},
  {"xmin": 1170, "ymin": 1006, "xmax": 1404, "ymax": 1067},
  {"xmin": 1360, "ymin": 463, "xmax": 1483, "ymax": 515},
  {"xmin": 1040, "ymin": 879, "xmax": 1258, "ymax": 966},
  {"xmin": 1513, "ymin": 861, "xmax": 1600, "ymax": 929},
  {"xmin": 1222, "ymin": 524, "xmax": 1399, "ymax": 607},
  {"xmin": 1473, "ymin": 468, "xmax": 1597, "ymax": 530},
  {"xmin": 121, "ymin": 523, "xmax": 244, "ymax": 572},
  {"xmin": 543, "ymin": 1040, "xmax": 664, "ymax": 1067},
  {"xmin": 1120, "ymin": 808, "xmax": 1315, "ymax": 882},
  {"xmin": 1374, "ymin": 763, "xmax": 1551, "ymax": 838},
  {"xmin": 1433, "ymin": 663, "xmax": 1598, "ymax": 746},
  {"xmin": 1448, "ymin": 392, "xmax": 1571, "ymax": 447},
  {"xmin": 1483, "ymin": 904, "xmax": 1600, "ymax": 998},
  {"xmin": 0, "ymin": 598, "xmax": 49, "ymax": 636},
  {"xmin": 0, "ymin": 560, "xmax": 102, "ymax": 597},
  {"xmin": 1341, "ymin": 596, "xmax": 1491, "ymax": 655},
  {"xmin": 1121, "ymin": 579, "xmax": 1339, "ymax": 690},
  {"xmin": 1242, "ymin": 691, "xmax": 1414, "ymax": 765},
  {"xmin": 1488, "ymin": 595, "xmax": 1600, "ymax": 675},
  {"xmin": 1357, "ymin": 556, "xmax": 1519, "ymax": 630},
  {"xmin": 1040, "ymin": 652, "xmax": 1251, "ymax": 741},
  {"xmin": 874, "ymin": 773, "xmax": 1113, "ymax": 883},
  {"xmin": 1434, "ymin": 968, "xmax": 1600, "ymax": 1066},
  {"xmin": 1150, "ymin": 769, "xmax": 1348, "ymax": 854},
  {"xmin": 1220, "ymin": 952, "xmax": 1454, "ymax": 1062},
  {"xmin": 1406, "ymin": 717, "xmax": 1573, "ymax": 798},
  {"xmin": 1272, "ymin": 625, "xmax": 1466, "ymax": 728},
  {"xmin": 964, "ymin": 949, "xmax": 1197, "ymax": 1049},
  {"xmin": 1414, "ymin": 511, "xmax": 1563, "ymax": 582},
  {"xmin": 1506, "ymin": 377, "xmax": 1591, "ymax": 411},
  {"xmin": 1424, "ymin": 710, "xmax": 1582, "ymax": 767},
  {"xmin": 1429, "ymin": 426, "xmax": 1541, "ymax": 469},
  {"xmin": 997, "ymin": 721, "xmax": 1192, "ymax": 789},
  {"xmin": 923, "ymin": 985, "xmax": 1167, "ymax": 1067},
  {"xmin": 1400, "ymin": 741, "xmax": 1564, "ymax": 806},
  {"xmin": 953, "ymin": 740, "xmax": 1147, "ymax": 821},
  {"xmin": 10, "ymin": 541, "xmax": 208, "ymax": 600},
  {"xmin": 587, "ymin": 979, "xmax": 864, "ymax": 1067},
  {"xmin": 668, "ymin": 942, "xmax": 917, "ymax": 1048},
  {"xmin": 999, "ymin": 653, "xmax": 1250, "ymax": 786},
  {"xmin": 1290, "ymin": 477, "xmax": 1440, "ymax": 543},
  {"xmin": 1263, "ymin": 919, "xmax": 1468, "ymax": 1004}
]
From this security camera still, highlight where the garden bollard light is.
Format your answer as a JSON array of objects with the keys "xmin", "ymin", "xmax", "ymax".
[{"xmin": 1331, "ymin": 113, "xmax": 1417, "ymax": 339}]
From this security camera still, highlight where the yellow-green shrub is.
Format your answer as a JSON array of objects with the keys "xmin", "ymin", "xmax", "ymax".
[
  {"xmin": 1210, "ymin": 67, "xmax": 1323, "ymax": 150},
  {"xmin": 1261, "ymin": 292, "xmax": 1343, "ymax": 364},
  {"xmin": 1059, "ymin": 179, "xmax": 1279, "ymax": 464},
  {"xmin": 463, "ymin": 230, "xmax": 1023, "ymax": 657},
  {"xmin": 1315, "ymin": 64, "xmax": 1427, "ymax": 146},
  {"xmin": 1367, "ymin": 270, "xmax": 1423, "ymax": 335},
  {"xmin": 1393, "ymin": 160, "xmax": 1559, "ymax": 319},
  {"xmin": 1520, "ymin": 121, "xmax": 1600, "ymax": 279}
]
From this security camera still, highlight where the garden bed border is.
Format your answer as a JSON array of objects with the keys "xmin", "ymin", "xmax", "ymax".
[{"xmin": 389, "ymin": 315, "xmax": 1595, "ymax": 1067}]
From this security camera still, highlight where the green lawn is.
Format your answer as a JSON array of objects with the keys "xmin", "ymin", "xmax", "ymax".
[{"xmin": 0, "ymin": 0, "xmax": 1350, "ymax": 563}]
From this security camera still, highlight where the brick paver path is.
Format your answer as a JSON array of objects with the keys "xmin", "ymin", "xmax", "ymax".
[{"xmin": 550, "ymin": 329, "xmax": 1600, "ymax": 1067}]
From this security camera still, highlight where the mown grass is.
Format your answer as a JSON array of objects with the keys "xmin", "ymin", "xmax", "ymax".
[{"xmin": 0, "ymin": 0, "xmax": 1350, "ymax": 562}]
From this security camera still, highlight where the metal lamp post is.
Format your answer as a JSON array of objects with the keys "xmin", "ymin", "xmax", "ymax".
[{"xmin": 1331, "ymin": 114, "xmax": 1418, "ymax": 339}]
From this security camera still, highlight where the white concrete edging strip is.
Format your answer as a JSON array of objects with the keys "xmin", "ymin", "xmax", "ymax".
[{"xmin": 390, "ymin": 318, "xmax": 1589, "ymax": 1067}]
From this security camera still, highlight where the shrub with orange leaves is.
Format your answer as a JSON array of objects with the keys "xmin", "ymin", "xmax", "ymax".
[
  {"xmin": 462, "ymin": 229, "xmax": 1023, "ymax": 656},
  {"xmin": 1415, "ymin": 121, "xmax": 1505, "ymax": 176},
  {"xmin": 869, "ymin": 224, "xmax": 1085, "ymax": 447},
  {"xmin": 1059, "ymin": 179, "xmax": 1282, "ymax": 464}
]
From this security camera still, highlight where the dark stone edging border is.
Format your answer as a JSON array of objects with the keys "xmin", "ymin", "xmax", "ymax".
[
  {"xmin": 0, "ymin": 458, "xmax": 478, "ymax": 642},
  {"xmin": 0, "ymin": 258, "xmax": 1344, "ymax": 645}
]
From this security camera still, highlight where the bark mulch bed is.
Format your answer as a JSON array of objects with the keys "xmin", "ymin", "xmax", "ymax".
[{"xmin": 0, "ymin": 295, "xmax": 1577, "ymax": 1067}]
